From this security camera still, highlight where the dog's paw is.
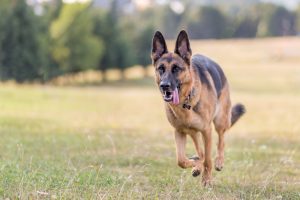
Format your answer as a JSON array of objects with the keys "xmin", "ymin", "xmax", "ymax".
[
  {"xmin": 189, "ymin": 155, "xmax": 203, "ymax": 177},
  {"xmin": 202, "ymin": 178, "xmax": 212, "ymax": 187},
  {"xmin": 214, "ymin": 157, "xmax": 224, "ymax": 171},
  {"xmin": 192, "ymin": 167, "xmax": 201, "ymax": 177},
  {"xmin": 202, "ymin": 174, "xmax": 212, "ymax": 187}
]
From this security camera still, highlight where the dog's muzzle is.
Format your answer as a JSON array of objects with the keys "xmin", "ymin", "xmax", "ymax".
[
  {"xmin": 160, "ymin": 81, "xmax": 172, "ymax": 102},
  {"xmin": 160, "ymin": 81, "xmax": 180, "ymax": 104}
]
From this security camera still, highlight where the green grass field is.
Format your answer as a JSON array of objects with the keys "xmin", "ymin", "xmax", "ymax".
[{"xmin": 1, "ymin": 38, "xmax": 300, "ymax": 199}]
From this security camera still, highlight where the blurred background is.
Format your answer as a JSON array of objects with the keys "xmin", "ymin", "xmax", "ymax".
[
  {"xmin": 0, "ymin": 0, "xmax": 300, "ymax": 83},
  {"xmin": 0, "ymin": 0, "xmax": 300, "ymax": 199}
]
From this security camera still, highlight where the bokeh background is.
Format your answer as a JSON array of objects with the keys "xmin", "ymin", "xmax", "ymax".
[
  {"xmin": 0, "ymin": 0, "xmax": 300, "ymax": 199},
  {"xmin": 0, "ymin": 0, "xmax": 300, "ymax": 82}
]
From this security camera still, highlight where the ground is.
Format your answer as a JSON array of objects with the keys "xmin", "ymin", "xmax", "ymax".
[{"xmin": 0, "ymin": 37, "xmax": 300, "ymax": 199}]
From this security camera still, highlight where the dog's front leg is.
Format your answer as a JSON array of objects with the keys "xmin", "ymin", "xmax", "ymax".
[
  {"xmin": 174, "ymin": 130, "xmax": 195, "ymax": 168},
  {"xmin": 201, "ymin": 127, "xmax": 213, "ymax": 186},
  {"xmin": 190, "ymin": 133, "xmax": 204, "ymax": 177}
]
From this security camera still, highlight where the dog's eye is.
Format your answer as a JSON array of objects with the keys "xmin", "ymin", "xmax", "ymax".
[
  {"xmin": 172, "ymin": 65, "xmax": 181, "ymax": 73},
  {"xmin": 158, "ymin": 65, "xmax": 165, "ymax": 74}
]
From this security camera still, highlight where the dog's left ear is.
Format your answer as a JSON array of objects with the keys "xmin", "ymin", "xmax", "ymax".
[{"xmin": 174, "ymin": 30, "xmax": 192, "ymax": 65}]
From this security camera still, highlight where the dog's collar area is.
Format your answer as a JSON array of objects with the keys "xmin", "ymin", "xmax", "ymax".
[
  {"xmin": 182, "ymin": 87, "xmax": 194, "ymax": 110},
  {"xmin": 177, "ymin": 82, "xmax": 194, "ymax": 110}
]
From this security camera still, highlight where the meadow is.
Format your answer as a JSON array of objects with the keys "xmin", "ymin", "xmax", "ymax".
[{"xmin": 0, "ymin": 37, "xmax": 300, "ymax": 199}]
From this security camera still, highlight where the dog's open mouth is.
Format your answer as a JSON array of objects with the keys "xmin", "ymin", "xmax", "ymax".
[
  {"xmin": 163, "ymin": 91, "xmax": 173, "ymax": 102},
  {"xmin": 163, "ymin": 87, "xmax": 180, "ymax": 105}
]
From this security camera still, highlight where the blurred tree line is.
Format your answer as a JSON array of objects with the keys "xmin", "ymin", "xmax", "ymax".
[{"xmin": 0, "ymin": 0, "xmax": 300, "ymax": 82}]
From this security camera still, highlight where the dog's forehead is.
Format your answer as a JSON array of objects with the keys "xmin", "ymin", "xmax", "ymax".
[
  {"xmin": 160, "ymin": 53, "xmax": 183, "ymax": 65},
  {"xmin": 160, "ymin": 53, "xmax": 173, "ymax": 63}
]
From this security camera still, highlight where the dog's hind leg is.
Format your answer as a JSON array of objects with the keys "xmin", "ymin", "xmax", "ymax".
[
  {"xmin": 174, "ymin": 130, "xmax": 196, "ymax": 169},
  {"xmin": 213, "ymin": 86, "xmax": 232, "ymax": 171},
  {"xmin": 214, "ymin": 128, "xmax": 226, "ymax": 171}
]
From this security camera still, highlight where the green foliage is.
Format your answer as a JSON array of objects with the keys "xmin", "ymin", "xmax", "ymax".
[
  {"xmin": 37, "ymin": 1, "xmax": 63, "ymax": 81},
  {"xmin": 0, "ymin": 0, "xmax": 300, "ymax": 83},
  {"xmin": 0, "ymin": 0, "xmax": 47, "ymax": 82},
  {"xmin": 0, "ymin": 1, "xmax": 11, "ymax": 64},
  {"xmin": 134, "ymin": 25, "xmax": 155, "ymax": 67},
  {"xmin": 233, "ymin": 16, "xmax": 259, "ymax": 38},
  {"xmin": 50, "ymin": 3, "xmax": 103, "ymax": 73},
  {"xmin": 268, "ymin": 7, "xmax": 296, "ymax": 36},
  {"xmin": 186, "ymin": 6, "xmax": 228, "ymax": 39},
  {"xmin": 92, "ymin": 11, "xmax": 114, "ymax": 72},
  {"xmin": 92, "ymin": 0, "xmax": 136, "ymax": 77},
  {"xmin": 256, "ymin": 4, "xmax": 296, "ymax": 37},
  {"xmin": 297, "ymin": 5, "xmax": 300, "ymax": 34}
]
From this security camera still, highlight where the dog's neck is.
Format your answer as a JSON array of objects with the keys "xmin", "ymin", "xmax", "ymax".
[
  {"xmin": 182, "ymin": 83, "xmax": 194, "ymax": 110},
  {"xmin": 181, "ymin": 68, "xmax": 198, "ymax": 110}
]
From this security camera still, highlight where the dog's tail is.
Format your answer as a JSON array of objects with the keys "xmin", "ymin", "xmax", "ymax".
[{"xmin": 231, "ymin": 103, "xmax": 246, "ymax": 127}]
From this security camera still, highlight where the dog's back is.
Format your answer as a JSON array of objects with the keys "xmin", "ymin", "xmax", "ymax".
[{"xmin": 192, "ymin": 54, "xmax": 226, "ymax": 98}]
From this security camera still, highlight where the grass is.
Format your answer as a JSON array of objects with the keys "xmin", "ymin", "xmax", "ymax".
[{"xmin": 1, "ymin": 37, "xmax": 300, "ymax": 199}]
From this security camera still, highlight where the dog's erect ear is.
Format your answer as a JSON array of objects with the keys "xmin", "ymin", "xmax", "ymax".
[
  {"xmin": 151, "ymin": 31, "xmax": 168, "ymax": 63},
  {"xmin": 174, "ymin": 30, "xmax": 192, "ymax": 65}
]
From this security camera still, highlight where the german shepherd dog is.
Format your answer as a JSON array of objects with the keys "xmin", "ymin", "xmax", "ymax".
[{"xmin": 151, "ymin": 30, "xmax": 245, "ymax": 186}]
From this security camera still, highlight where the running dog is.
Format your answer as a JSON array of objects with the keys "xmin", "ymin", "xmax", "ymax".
[{"xmin": 151, "ymin": 30, "xmax": 245, "ymax": 186}]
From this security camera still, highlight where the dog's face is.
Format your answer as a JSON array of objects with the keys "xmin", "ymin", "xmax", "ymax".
[{"xmin": 151, "ymin": 30, "xmax": 192, "ymax": 104}]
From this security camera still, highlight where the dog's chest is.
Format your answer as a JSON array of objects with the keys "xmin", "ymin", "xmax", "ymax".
[{"xmin": 166, "ymin": 105, "xmax": 204, "ymax": 131}]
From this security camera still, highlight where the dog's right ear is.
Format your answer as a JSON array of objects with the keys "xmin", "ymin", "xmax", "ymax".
[{"xmin": 151, "ymin": 31, "xmax": 168, "ymax": 63}]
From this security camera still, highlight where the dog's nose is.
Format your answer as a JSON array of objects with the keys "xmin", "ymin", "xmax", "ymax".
[{"xmin": 160, "ymin": 81, "xmax": 171, "ymax": 91}]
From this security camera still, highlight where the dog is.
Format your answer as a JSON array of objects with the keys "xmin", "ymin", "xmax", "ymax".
[{"xmin": 151, "ymin": 30, "xmax": 245, "ymax": 186}]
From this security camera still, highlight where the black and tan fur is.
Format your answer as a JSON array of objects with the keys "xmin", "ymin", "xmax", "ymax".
[{"xmin": 151, "ymin": 30, "xmax": 245, "ymax": 186}]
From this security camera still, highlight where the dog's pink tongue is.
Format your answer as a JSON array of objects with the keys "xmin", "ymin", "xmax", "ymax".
[{"xmin": 172, "ymin": 88, "xmax": 180, "ymax": 105}]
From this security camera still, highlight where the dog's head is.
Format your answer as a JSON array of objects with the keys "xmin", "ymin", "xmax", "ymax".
[{"xmin": 151, "ymin": 30, "xmax": 192, "ymax": 105}]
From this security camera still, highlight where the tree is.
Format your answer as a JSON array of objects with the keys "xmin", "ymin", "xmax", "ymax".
[
  {"xmin": 186, "ymin": 6, "xmax": 228, "ymax": 39},
  {"xmin": 297, "ymin": 4, "xmax": 300, "ymax": 34},
  {"xmin": 116, "ymin": 7, "xmax": 155, "ymax": 77},
  {"xmin": 256, "ymin": 4, "xmax": 296, "ymax": 37},
  {"xmin": 268, "ymin": 6, "xmax": 296, "ymax": 36},
  {"xmin": 93, "ymin": 0, "xmax": 135, "ymax": 81},
  {"xmin": 0, "ymin": 0, "xmax": 11, "ymax": 66},
  {"xmin": 134, "ymin": 25, "xmax": 154, "ymax": 77},
  {"xmin": 37, "ymin": 0, "xmax": 63, "ymax": 81},
  {"xmin": 0, "ymin": 0, "xmax": 47, "ymax": 82},
  {"xmin": 50, "ymin": 2, "xmax": 103, "ymax": 74},
  {"xmin": 233, "ymin": 17, "xmax": 259, "ymax": 38}
]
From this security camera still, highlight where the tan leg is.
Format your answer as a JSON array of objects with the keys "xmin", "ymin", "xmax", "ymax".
[
  {"xmin": 190, "ymin": 133, "xmax": 205, "ymax": 177},
  {"xmin": 213, "ymin": 87, "xmax": 231, "ymax": 171},
  {"xmin": 213, "ymin": 106, "xmax": 230, "ymax": 171},
  {"xmin": 174, "ymin": 130, "xmax": 195, "ymax": 168},
  {"xmin": 190, "ymin": 132, "xmax": 204, "ymax": 160},
  {"xmin": 201, "ymin": 127, "xmax": 213, "ymax": 186},
  {"xmin": 215, "ymin": 129, "xmax": 225, "ymax": 171}
]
